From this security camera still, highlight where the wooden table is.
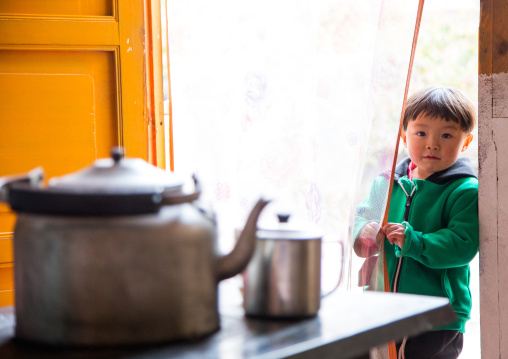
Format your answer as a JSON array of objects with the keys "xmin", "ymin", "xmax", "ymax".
[{"xmin": 0, "ymin": 281, "xmax": 456, "ymax": 359}]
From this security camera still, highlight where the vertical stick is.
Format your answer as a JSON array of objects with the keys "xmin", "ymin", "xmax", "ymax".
[
  {"xmin": 382, "ymin": 0, "xmax": 425, "ymax": 229},
  {"xmin": 383, "ymin": 1, "xmax": 425, "ymax": 358}
]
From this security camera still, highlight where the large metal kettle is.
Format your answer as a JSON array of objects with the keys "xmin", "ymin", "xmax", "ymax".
[{"xmin": 0, "ymin": 148, "xmax": 268, "ymax": 346}]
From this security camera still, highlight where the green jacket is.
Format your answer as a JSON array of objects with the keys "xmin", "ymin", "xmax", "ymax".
[{"xmin": 355, "ymin": 157, "xmax": 479, "ymax": 332}]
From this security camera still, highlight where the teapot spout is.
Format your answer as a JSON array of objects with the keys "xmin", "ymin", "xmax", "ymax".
[{"xmin": 216, "ymin": 198, "xmax": 269, "ymax": 281}]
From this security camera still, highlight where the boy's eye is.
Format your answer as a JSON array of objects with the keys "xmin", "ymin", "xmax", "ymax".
[
  {"xmin": 416, "ymin": 131, "xmax": 426, "ymax": 136},
  {"xmin": 442, "ymin": 133, "xmax": 452, "ymax": 139}
]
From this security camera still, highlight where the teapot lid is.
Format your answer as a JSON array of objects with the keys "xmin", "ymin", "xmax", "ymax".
[
  {"xmin": 48, "ymin": 147, "xmax": 183, "ymax": 194},
  {"xmin": 257, "ymin": 214, "xmax": 323, "ymax": 240}
]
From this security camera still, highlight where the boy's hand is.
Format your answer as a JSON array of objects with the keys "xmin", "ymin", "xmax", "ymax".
[
  {"xmin": 354, "ymin": 222, "xmax": 385, "ymax": 258},
  {"xmin": 383, "ymin": 223, "xmax": 406, "ymax": 248}
]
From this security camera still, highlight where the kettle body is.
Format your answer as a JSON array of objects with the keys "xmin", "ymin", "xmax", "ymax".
[{"xmin": 14, "ymin": 204, "xmax": 221, "ymax": 345}]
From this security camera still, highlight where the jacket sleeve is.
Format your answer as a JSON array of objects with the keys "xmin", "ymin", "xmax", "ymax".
[
  {"xmin": 352, "ymin": 175, "xmax": 390, "ymax": 241},
  {"xmin": 395, "ymin": 184, "xmax": 479, "ymax": 268}
]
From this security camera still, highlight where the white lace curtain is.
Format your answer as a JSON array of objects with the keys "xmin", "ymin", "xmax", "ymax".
[{"xmin": 164, "ymin": 0, "xmax": 420, "ymax": 291}]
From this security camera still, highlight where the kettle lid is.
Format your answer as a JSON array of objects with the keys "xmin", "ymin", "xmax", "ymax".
[
  {"xmin": 256, "ymin": 214, "xmax": 323, "ymax": 240},
  {"xmin": 7, "ymin": 148, "xmax": 186, "ymax": 216},
  {"xmin": 48, "ymin": 147, "xmax": 183, "ymax": 194}
]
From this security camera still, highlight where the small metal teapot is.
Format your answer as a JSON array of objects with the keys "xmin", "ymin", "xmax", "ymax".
[
  {"xmin": 0, "ymin": 148, "xmax": 268, "ymax": 346},
  {"xmin": 243, "ymin": 214, "xmax": 344, "ymax": 318}
]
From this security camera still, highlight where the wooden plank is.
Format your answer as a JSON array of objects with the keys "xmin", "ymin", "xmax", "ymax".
[
  {"xmin": 0, "ymin": 291, "xmax": 14, "ymax": 308},
  {"xmin": 479, "ymin": 0, "xmax": 503, "ymax": 357},
  {"xmin": 0, "ymin": 18, "xmax": 119, "ymax": 46},
  {"xmin": 492, "ymin": 0, "xmax": 508, "ymax": 118},
  {"xmin": 480, "ymin": 0, "xmax": 508, "ymax": 358},
  {"xmin": 478, "ymin": 78, "xmax": 499, "ymax": 359},
  {"xmin": 0, "ymin": 264, "xmax": 13, "ymax": 309},
  {"xmin": 479, "ymin": 0, "xmax": 493, "ymax": 77},
  {"xmin": 144, "ymin": 0, "xmax": 166, "ymax": 168},
  {"xmin": 0, "ymin": 235, "xmax": 13, "ymax": 264},
  {"xmin": 0, "ymin": 0, "xmax": 114, "ymax": 16},
  {"xmin": 493, "ymin": 118, "xmax": 508, "ymax": 358},
  {"xmin": 492, "ymin": 0, "xmax": 508, "ymax": 74},
  {"xmin": 117, "ymin": 0, "xmax": 149, "ymax": 160}
]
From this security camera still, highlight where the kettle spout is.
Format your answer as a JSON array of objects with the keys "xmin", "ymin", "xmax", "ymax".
[{"xmin": 216, "ymin": 198, "xmax": 269, "ymax": 281}]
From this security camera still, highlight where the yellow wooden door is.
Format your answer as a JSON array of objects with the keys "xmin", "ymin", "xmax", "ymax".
[{"xmin": 0, "ymin": 0, "xmax": 165, "ymax": 306}]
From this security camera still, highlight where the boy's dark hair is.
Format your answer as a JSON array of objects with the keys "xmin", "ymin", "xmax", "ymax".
[{"xmin": 403, "ymin": 86, "xmax": 477, "ymax": 133}]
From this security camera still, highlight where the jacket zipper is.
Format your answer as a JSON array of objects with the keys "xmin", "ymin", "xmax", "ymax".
[{"xmin": 391, "ymin": 180, "xmax": 416, "ymax": 293}]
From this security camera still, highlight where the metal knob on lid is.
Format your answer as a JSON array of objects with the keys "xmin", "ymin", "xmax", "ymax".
[
  {"xmin": 277, "ymin": 214, "xmax": 290, "ymax": 223},
  {"xmin": 111, "ymin": 146, "xmax": 124, "ymax": 164}
]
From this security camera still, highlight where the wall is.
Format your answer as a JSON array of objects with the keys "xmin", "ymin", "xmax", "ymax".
[{"xmin": 479, "ymin": 0, "xmax": 508, "ymax": 357}]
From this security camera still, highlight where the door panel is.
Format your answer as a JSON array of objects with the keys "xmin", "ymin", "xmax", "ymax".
[
  {"xmin": 1, "ymin": 73, "xmax": 97, "ymax": 175},
  {"xmin": 0, "ymin": 50, "xmax": 119, "ymax": 233},
  {"xmin": 0, "ymin": 0, "xmax": 156, "ymax": 307},
  {"xmin": 0, "ymin": 49, "xmax": 119, "ymax": 175}
]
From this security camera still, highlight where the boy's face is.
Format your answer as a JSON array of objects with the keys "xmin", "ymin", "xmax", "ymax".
[{"xmin": 401, "ymin": 113, "xmax": 473, "ymax": 180}]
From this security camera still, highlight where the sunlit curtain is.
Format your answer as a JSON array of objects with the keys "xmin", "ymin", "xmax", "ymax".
[{"xmin": 165, "ymin": 0, "xmax": 421, "ymax": 292}]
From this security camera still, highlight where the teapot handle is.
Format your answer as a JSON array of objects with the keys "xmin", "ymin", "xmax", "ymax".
[
  {"xmin": 321, "ymin": 240, "xmax": 345, "ymax": 299},
  {"xmin": 0, "ymin": 167, "xmax": 45, "ymax": 204}
]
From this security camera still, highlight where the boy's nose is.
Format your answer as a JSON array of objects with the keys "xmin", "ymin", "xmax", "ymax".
[{"xmin": 426, "ymin": 140, "xmax": 439, "ymax": 150}]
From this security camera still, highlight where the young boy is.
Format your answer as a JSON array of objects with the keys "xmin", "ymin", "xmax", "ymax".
[{"xmin": 353, "ymin": 86, "xmax": 478, "ymax": 359}]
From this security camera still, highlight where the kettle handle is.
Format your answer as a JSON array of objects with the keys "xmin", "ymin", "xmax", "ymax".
[
  {"xmin": 0, "ymin": 167, "xmax": 45, "ymax": 204},
  {"xmin": 160, "ymin": 174, "xmax": 201, "ymax": 205}
]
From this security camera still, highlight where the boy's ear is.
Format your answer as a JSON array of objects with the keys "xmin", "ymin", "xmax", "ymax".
[
  {"xmin": 461, "ymin": 134, "xmax": 473, "ymax": 152},
  {"xmin": 400, "ymin": 131, "xmax": 407, "ymax": 147}
]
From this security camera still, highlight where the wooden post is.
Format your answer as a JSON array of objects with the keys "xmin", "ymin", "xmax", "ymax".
[{"xmin": 479, "ymin": 0, "xmax": 508, "ymax": 357}]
